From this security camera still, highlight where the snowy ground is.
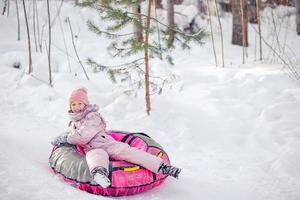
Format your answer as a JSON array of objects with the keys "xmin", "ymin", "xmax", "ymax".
[{"xmin": 1, "ymin": 1, "xmax": 300, "ymax": 200}]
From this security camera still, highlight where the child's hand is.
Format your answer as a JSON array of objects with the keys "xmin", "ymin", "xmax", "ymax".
[{"xmin": 51, "ymin": 133, "xmax": 69, "ymax": 146}]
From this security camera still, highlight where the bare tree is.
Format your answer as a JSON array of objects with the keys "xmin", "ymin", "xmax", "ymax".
[
  {"xmin": 231, "ymin": 0, "xmax": 248, "ymax": 46},
  {"xmin": 206, "ymin": 0, "xmax": 218, "ymax": 67},
  {"xmin": 67, "ymin": 17, "xmax": 90, "ymax": 80},
  {"xmin": 154, "ymin": 0, "xmax": 162, "ymax": 59},
  {"xmin": 34, "ymin": 0, "xmax": 41, "ymax": 52},
  {"xmin": 46, "ymin": 0, "xmax": 52, "ymax": 86},
  {"xmin": 15, "ymin": 0, "xmax": 20, "ymax": 40},
  {"xmin": 132, "ymin": 3, "xmax": 143, "ymax": 42},
  {"xmin": 22, "ymin": 0, "xmax": 33, "ymax": 74},
  {"xmin": 296, "ymin": 0, "xmax": 300, "ymax": 35},
  {"xmin": 240, "ymin": 0, "xmax": 248, "ymax": 63},
  {"xmin": 2, "ymin": 0, "xmax": 8, "ymax": 15},
  {"xmin": 33, "ymin": 0, "xmax": 38, "ymax": 52},
  {"xmin": 55, "ymin": 0, "xmax": 71, "ymax": 72},
  {"xmin": 213, "ymin": 0, "xmax": 224, "ymax": 67},
  {"xmin": 144, "ymin": 0, "xmax": 153, "ymax": 115},
  {"xmin": 167, "ymin": 0, "xmax": 175, "ymax": 47},
  {"xmin": 256, "ymin": 0, "xmax": 262, "ymax": 59},
  {"xmin": 50, "ymin": 0, "xmax": 64, "ymax": 28},
  {"xmin": 1, "ymin": 0, "xmax": 11, "ymax": 16},
  {"xmin": 7, "ymin": 0, "xmax": 10, "ymax": 16}
]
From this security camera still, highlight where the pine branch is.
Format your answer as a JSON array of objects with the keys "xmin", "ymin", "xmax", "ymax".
[
  {"xmin": 86, "ymin": 57, "xmax": 145, "ymax": 83},
  {"xmin": 83, "ymin": 1, "xmax": 207, "ymax": 42},
  {"xmin": 87, "ymin": 57, "xmax": 144, "ymax": 71},
  {"xmin": 87, "ymin": 20, "xmax": 134, "ymax": 38}
]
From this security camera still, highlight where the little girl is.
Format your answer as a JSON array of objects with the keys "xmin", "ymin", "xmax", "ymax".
[{"xmin": 52, "ymin": 87, "xmax": 181, "ymax": 188}]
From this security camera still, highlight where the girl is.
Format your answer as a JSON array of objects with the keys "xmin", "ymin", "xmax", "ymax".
[{"xmin": 52, "ymin": 87, "xmax": 181, "ymax": 188}]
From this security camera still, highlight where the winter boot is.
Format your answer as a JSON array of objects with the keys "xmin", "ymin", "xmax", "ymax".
[
  {"xmin": 92, "ymin": 167, "xmax": 111, "ymax": 188},
  {"xmin": 158, "ymin": 163, "xmax": 181, "ymax": 179}
]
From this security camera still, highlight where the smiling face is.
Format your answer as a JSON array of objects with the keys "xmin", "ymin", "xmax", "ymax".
[{"xmin": 70, "ymin": 100, "xmax": 86, "ymax": 113}]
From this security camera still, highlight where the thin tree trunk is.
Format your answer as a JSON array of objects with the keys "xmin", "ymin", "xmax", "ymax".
[
  {"xmin": 256, "ymin": 0, "xmax": 262, "ymax": 60},
  {"xmin": 154, "ymin": 0, "xmax": 162, "ymax": 59},
  {"xmin": 271, "ymin": 10, "xmax": 282, "ymax": 54},
  {"xmin": 240, "ymin": 0, "xmax": 247, "ymax": 63},
  {"xmin": 167, "ymin": 0, "xmax": 175, "ymax": 47},
  {"xmin": 2, "ymin": 0, "xmax": 7, "ymax": 15},
  {"xmin": 144, "ymin": 0, "xmax": 152, "ymax": 115},
  {"xmin": 206, "ymin": 0, "xmax": 218, "ymax": 67},
  {"xmin": 50, "ymin": 0, "xmax": 64, "ymax": 28},
  {"xmin": 213, "ymin": 0, "xmax": 224, "ymax": 67},
  {"xmin": 132, "ymin": 3, "xmax": 143, "ymax": 43},
  {"xmin": 46, "ymin": 0, "xmax": 52, "ymax": 86},
  {"xmin": 33, "ymin": 0, "xmax": 38, "ymax": 52},
  {"xmin": 254, "ymin": 31, "xmax": 257, "ymax": 60},
  {"xmin": 22, "ymin": 0, "xmax": 33, "ymax": 74},
  {"xmin": 55, "ymin": 0, "xmax": 71, "ymax": 72},
  {"xmin": 7, "ymin": 0, "xmax": 10, "ymax": 16},
  {"xmin": 231, "ymin": 0, "xmax": 248, "ymax": 46},
  {"xmin": 67, "ymin": 17, "xmax": 90, "ymax": 80},
  {"xmin": 296, "ymin": 0, "xmax": 300, "ymax": 35},
  {"xmin": 16, "ymin": 0, "xmax": 20, "ymax": 40},
  {"xmin": 35, "ymin": 0, "xmax": 41, "ymax": 52}
]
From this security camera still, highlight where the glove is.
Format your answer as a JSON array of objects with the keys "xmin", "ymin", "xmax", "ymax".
[{"xmin": 51, "ymin": 132, "xmax": 69, "ymax": 146}]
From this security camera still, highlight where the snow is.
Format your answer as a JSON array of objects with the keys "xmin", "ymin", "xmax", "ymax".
[{"xmin": 1, "ymin": 1, "xmax": 300, "ymax": 200}]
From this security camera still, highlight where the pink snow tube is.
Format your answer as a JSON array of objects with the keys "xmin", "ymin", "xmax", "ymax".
[{"xmin": 49, "ymin": 131, "xmax": 170, "ymax": 196}]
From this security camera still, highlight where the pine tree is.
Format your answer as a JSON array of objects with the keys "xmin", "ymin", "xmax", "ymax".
[{"xmin": 79, "ymin": 0, "xmax": 206, "ymax": 113}]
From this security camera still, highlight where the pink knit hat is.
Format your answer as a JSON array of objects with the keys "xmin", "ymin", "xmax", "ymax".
[{"xmin": 69, "ymin": 87, "xmax": 89, "ymax": 106}]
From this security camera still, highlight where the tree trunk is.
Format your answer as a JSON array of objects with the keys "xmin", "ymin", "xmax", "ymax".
[
  {"xmin": 256, "ymin": 0, "xmax": 262, "ymax": 59},
  {"xmin": 197, "ymin": 0, "xmax": 207, "ymax": 14},
  {"xmin": 132, "ymin": 3, "xmax": 143, "ymax": 43},
  {"xmin": 35, "ymin": 0, "xmax": 41, "ymax": 52},
  {"xmin": 46, "ymin": 0, "xmax": 52, "ymax": 86},
  {"xmin": 214, "ymin": 0, "xmax": 225, "ymax": 67},
  {"xmin": 16, "ymin": 0, "xmax": 20, "ymax": 40},
  {"xmin": 231, "ymin": 0, "xmax": 248, "ymax": 46},
  {"xmin": 155, "ymin": 0, "xmax": 163, "ymax": 9},
  {"xmin": 144, "ymin": 0, "xmax": 152, "ymax": 115},
  {"xmin": 33, "ymin": 0, "xmax": 38, "ymax": 52},
  {"xmin": 67, "ymin": 17, "xmax": 90, "ymax": 80},
  {"xmin": 22, "ymin": 0, "xmax": 33, "ymax": 73},
  {"xmin": 296, "ymin": 0, "xmax": 300, "ymax": 35},
  {"xmin": 248, "ymin": 0, "xmax": 257, "ymax": 23},
  {"xmin": 206, "ymin": 0, "xmax": 218, "ymax": 67},
  {"xmin": 167, "ymin": 0, "xmax": 175, "ymax": 47},
  {"xmin": 2, "ymin": 0, "xmax": 7, "ymax": 15},
  {"xmin": 7, "ymin": 0, "xmax": 10, "ymax": 16}
]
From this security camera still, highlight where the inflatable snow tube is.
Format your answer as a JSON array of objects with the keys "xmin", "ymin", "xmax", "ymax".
[{"xmin": 49, "ymin": 130, "xmax": 170, "ymax": 196}]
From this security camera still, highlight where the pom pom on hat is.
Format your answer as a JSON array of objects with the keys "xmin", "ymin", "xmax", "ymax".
[{"xmin": 69, "ymin": 87, "xmax": 89, "ymax": 106}]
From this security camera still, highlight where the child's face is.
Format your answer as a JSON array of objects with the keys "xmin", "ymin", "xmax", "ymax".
[{"xmin": 70, "ymin": 100, "xmax": 86, "ymax": 113}]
